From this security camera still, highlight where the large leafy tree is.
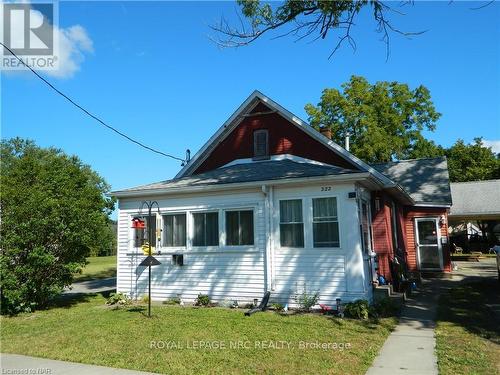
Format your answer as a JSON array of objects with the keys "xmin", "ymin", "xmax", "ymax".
[
  {"xmin": 305, "ymin": 75, "xmax": 442, "ymax": 163},
  {"xmin": 0, "ymin": 138, "xmax": 115, "ymax": 314},
  {"xmin": 445, "ymin": 138, "xmax": 500, "ymax": 182}
]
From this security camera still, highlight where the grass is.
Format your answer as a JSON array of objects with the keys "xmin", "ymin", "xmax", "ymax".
[
  {"xmin": 1, "ymin": 294, "xmax": 396, "ymax": 374},
  {"xmin": 435, "ymin": 280, "xmax": 500, "ymax": 375},
  {"xmin": 73, "ymin": 255, "xmax": 116, "ymax": 281}
]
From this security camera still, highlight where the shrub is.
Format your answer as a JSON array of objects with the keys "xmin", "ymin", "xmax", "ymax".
[
  {"xmin": 0, "ymin": 139, "xmax": 115, "ymax": 315},
  {"xmin": 106, "ymin": 292, "xmax": 131, "ymax": 306},
  {"xmin": 141, "ymin": 295, "xmax": 150, "ymax": 304},
  {"xmin": 194, "ymin": 293, "xmax": 210, "ymax": 307},
  {"xmin": 344, "ymin": 299, "xmax": 370, "ymax": 319},
  {"xmin": 272, "ymin": 303, "xmax": 284, "ymax": 312},
  {"xmin": 163, "ymin": 297, "xmax": 181, "ymax": 305},
  {"xmin": 294, "ymin": 283, "xmax": 320, "ymax": 312}
]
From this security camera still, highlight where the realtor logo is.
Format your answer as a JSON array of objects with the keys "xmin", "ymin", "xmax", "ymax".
[{"xmin": 1, "ymin": 2, "xmax": 58, "ymax": 70}]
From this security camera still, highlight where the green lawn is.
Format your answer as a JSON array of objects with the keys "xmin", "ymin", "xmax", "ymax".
[
  {"xmin": 1, "ymin": 294, "xmax": 396, "ymax": 374},
  {"xmin": 435, "ymin": 280, "xmax": 500, "ymax": 375},
  {"xmin": 73, "ymin": 255, "xmax": 116, "ymax": 281}
]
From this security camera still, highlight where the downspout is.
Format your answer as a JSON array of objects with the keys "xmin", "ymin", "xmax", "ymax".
[{"xmin": 261, "ymin": 184, "xmax": 275, "ymax": 292}]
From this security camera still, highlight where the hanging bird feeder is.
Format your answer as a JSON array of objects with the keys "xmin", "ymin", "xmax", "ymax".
[{"xmin": 131, "ymin": 218, "xmax": 145, "ymax": 229}]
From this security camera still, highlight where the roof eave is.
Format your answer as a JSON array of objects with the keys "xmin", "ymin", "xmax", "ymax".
[{"xmin": 110, "ymin": 172, "xmax": 371, "ymax": 199}]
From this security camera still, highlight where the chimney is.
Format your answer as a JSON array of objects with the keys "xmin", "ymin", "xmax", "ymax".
[
  {"xmin": 320, "ymin": 127, "xmax": 332, "ymax": 140},
  {"xmin": 345, "ymin": 133, "xmax": 350, "ymax": 151}
]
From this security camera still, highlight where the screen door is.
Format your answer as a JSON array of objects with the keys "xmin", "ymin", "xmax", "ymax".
[{"xmin": 415, "ymin": 218, "xmax": 443, "ymax": 270}]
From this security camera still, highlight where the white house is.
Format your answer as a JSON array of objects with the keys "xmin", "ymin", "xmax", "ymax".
[{"xmin": 111, "ymin": 91, "xmax": 452, "ymax": 306}]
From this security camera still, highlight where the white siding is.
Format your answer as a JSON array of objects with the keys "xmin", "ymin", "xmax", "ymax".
[
  {"xmin": 115, "ymin": 181, "xmax": 371, "ymax": 306},
  {"xmin": 116, "ymin": 190, "xmax": 266, "ymax": 304},
  {"xmin": 271, "ymin": 183, "xmax": 369, "ymax": 306}
]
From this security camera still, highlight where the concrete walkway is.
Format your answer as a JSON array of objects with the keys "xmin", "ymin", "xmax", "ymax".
[
  {"xmin": 64, "ymin": 277, "xmax": 116, "ymax": 294},
  {"xmin": 366, "ymin": 280, "xmax": 440, "ymax": 375},
  {"xmin": 366, "ymin": 258, "xmax": 498, "ymax": 375},
  {"xmin": 1, "ymin": 353, "xmax": 156, "ymax": 375}
]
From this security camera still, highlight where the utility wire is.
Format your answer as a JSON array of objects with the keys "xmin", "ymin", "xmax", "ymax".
[{"xmin": 1, "ymin": 42, "xmax": 186, "ymax": 163}]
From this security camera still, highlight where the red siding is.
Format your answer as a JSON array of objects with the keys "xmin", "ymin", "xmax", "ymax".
[
  {"xmin": 194, "ymin": 103, "xmax": 360, "ymax": 174},
  {"xmin": 371, "ymin": 193, "xmax": 451, "ymax": 280},
  {"xmin": 402, "ymin": 207, "xmax": 451, "ymax": 273}
]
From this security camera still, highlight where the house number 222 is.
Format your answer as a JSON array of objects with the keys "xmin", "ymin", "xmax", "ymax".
[{"xmin": 321, "ymin": 186, "xmax": 332, "ymax": 191}]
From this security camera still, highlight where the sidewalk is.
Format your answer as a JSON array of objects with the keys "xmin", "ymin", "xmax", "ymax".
[
  {"xmin": 366, "ymin": 280, "xmax": 440, "ymax": 375},
  {"xmin": 1, "ymin": 353, "xmax": 156, "ymax": 375}
]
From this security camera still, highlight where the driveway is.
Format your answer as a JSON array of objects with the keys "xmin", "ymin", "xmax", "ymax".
[{"xmin": 64, "ymin": 277, "xmax": 116, "ymax": 294}]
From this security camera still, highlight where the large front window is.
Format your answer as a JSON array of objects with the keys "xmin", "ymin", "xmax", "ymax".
[
  {"xmin": 163, "ymin": 213, "xmax": 186, "ymax": 247},
  {"xmin": 226, "ymin": 210, "xmax": 254, "ymax": 246},
  {"xmin": 312, "ymin": 197, "xmax": 340, "ymax": 247},
  {"xmin": 279, "ymin": 199, "xmax": 304, "ymax": 247},
  {"xmin": 193, "ymin": 212, "xmax": 219, "ymax": 246}
]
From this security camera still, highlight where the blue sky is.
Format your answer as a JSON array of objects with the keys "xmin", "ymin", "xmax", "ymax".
[{"xmin": 2, "ymin": 1, "xmax": 499, "ymax": 205}]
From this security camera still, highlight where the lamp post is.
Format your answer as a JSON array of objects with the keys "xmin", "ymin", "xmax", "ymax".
[{"xmin": 138, "ymin": 200, "xmax": 161, "ymax": 317}]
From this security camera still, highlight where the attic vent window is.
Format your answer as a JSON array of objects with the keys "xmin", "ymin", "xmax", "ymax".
[{"xmin": 253, "ymin": 129, "xmax": 269, "ymax": 160}]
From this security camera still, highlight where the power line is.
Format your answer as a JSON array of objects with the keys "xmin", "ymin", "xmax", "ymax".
[{"xmin": 0, "ymin": 42, "xmax": 186, "ymax": 163}]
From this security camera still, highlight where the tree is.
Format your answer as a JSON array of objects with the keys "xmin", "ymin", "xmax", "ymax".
[
  {"xmin": 212, "ymin": 0, "xmax": 423, "ymax": 58},
  {"xmin": 0, "ymin": 138, "xmax": 115, "ymax": 314},
  {"xmin": 305, "ymin": 75, "xmax": 441, "ymax": 163},
  {"xmin": 445, "ymin": 138, "xmax": 500, "ymax": 182}
]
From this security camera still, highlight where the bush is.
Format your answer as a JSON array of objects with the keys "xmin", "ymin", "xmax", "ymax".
[
  {"xmin": 141, "ymin": 295, "xmax": 150, "ymax": 304},
  {"xmin": 194, "ymin": 293, "xmax": 210, "ymax": 307},
  {"xmin": 272, "ymin": 303, "xmax": 285, "ymax": 312},
  {"xmin": 106, "ymin": 292, "xmax": 131, "ymax": 306},
  {"xmin": 294, "ymin": 283, "xmax": 320, "ymax": 312},
  {"xmin": 344, "ymin": 299, "xmax": 370, "ymax": 319},
  {"xmin": 0, "ymin": 139, "xmax": 115, "ymax": 315},
  {"xmin": 163, "ymin": 297, "xmax": 181, "ymax": 305}
]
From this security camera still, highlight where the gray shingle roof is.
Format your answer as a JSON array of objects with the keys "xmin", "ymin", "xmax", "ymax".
[
  {"xmin": 449, "ymin": 180, "xmax": 500, "ymax": 218},
  {"xmin": 372, "ymin": 157, "xmax": 452, "ymax": 206},
  {"xmin": 114, "ymin": 159, "xmax": 362, "ymax": 193}
]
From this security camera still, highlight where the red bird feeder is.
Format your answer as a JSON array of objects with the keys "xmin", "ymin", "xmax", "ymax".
[{"xmin": 131, "ymin": 218, "xmax": 145, "ymax": 229}]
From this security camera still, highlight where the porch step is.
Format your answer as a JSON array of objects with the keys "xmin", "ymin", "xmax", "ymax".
[{"xmin": 373, "ymin": 285, "xmax": 406, "ymax": 306}]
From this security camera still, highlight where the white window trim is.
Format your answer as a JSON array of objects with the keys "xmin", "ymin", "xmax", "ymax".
[
  {"xmin": 161, "ymin": 212, "xmax": 188, "ymax": 250},
  {"xmin": 278, "ymin": 198, "xmax": 305, "ymax": 249},
  {"xmin": 310, "ymin": 196, "xmax": 341, "ymax": 249},
  {"xmin": 190, "ymin": 210, "xmax": 220, "ymax": 249},
  {"xmin": 223, "ymin": 207, "xmax": 256, "ymax": 248}
]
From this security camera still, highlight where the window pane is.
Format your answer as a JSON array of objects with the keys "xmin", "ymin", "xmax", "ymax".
[
  {"xmin": 313, "ymin": 222, "xmax": 339, "ymax": 247},
  {"xmin": 313, "ymin": 197, "xmax": 337, "ymax": 221},
  {"xmin": 193, "ymin": 212, "xmax": 218, "ymax": 246},
  {"xmin": 280, "ymin": 223, "xmax": 304, "ymax": 247},
  {"xmin": 226, "ymin": 211, "xmax": 239, "ymax": 246},
  {"xmin": 205, "ymin": 212, "xmax": 219, "ymax": 246},
  {"xmin": 163, "ymin": 214, "xmax": 186, "ymax": 247},
  {"xmin": 193, "ymin": 213, "xmax": 205, "ymax": 246},
  {"xmin": 240, "ymin": 211, "xmax": 254, "ymax": 245},
  {"xmin": 280, "ymin": 200, "xmax": 303, "ymax": 223},
  {"xmin": 174, "ymin": 214, "xmax": 186, "ymax": 246}
]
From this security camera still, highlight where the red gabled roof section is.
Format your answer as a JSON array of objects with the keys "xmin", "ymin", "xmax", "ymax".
[{"xmin": 194, "ymin": 102, "xmax": 360, "ymax": 174}]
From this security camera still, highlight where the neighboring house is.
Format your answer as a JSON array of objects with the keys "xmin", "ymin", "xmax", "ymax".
[{"xmin": 111, "ymin": 91, "xmax": 452, "ymax": 306}]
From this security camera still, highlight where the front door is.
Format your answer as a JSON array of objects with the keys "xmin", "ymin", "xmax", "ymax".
[{"xmin": 415, "ymin": 218, "xmax": 443, "ymax": 270}]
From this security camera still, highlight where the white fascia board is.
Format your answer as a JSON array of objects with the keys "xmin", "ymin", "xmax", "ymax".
[
  {"xmin": 110, "ymin": 172, "xmax": 371, "ymax": 199},
  {"xmin": 175, "ymin": 90, "xmax": 396, "ymax": 189},
  {"xmin": 413, "ymin": 203, "xmax": 452, "ymax": 208}
]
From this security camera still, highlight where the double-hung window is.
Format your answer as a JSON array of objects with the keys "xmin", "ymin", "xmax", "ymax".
[
  {"xmin": 279, "ymin": 200, "xmax": 304, "ymax": 247},
  {"xmin": 193, "ymin": 212, "xmax": 219, "ymax": 246},
  {"xmin": 163, "ymin": 213, "xmax": 186, "ymax": 247},
  {"xmin": 312, "ymin": 197, "xmax": 340, "ymax": 247},
  {"xmin": 226, "ymin": 210, "xmax": 254, "ymax": 246}
]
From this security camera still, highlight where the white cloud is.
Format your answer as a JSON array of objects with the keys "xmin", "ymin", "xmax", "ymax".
[
  {"xmin": 2, "ymin": 5, "xmax": 93, "ymax": 79},
  {"xmin": 483, "ymin": 140, "xmax": 500, "ymax": 154},
  {"xmin": 51, "ymin": 24, "xmax": 94, "ymax": 78}
]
